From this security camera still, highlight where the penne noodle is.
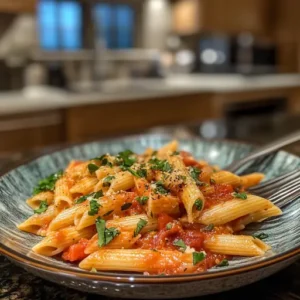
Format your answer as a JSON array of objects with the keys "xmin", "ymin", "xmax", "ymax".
[
  {"xmin": 54, "ymin": 177, "xmax": 73, "ymax": 213},
  {"xmin": 26, "ymin": 191, "xmax": 54, "ymax": 210},
  {"xmin": 108, "ymin": 171, "xmax": 135, "ymax": 193},
  {"xmin": 84, "ymin": 231, "xmax": 140, "ymax": 254},
  {"xmin": 232, "ymin": 205, "xmax": 282, "ymax": 231},
  {"xmin": 198, "ymin": 194, "xmax": 272, "ymax": 225},
  {"xmin": 18, "ymin": 205, "xmax": 56, "ymax": 236},
  {"xmin": 204, "ymin": 234, "xmax": 270, "ymax": 256},
  {"xmin": 95, "ymin": 166, "xmax": 116, "ymax": 180},
  {"xmin": 70, "ymin": 177, "xmax": 98, "ymax": 195},
  {"xmin": 79, "ymin": 249, "xmax": 195, "ymax": 273},
  {"xmin": 157, "ymin": 140, "xmax": 178, "ymax": 157},
  {"xmin": 240, "ymin": 173, "xmax": 265, "ymax": 189},
  {"xmin": 150, "ymin": 194, "xmax": 180, "ymax": 217},
  {"xmin": 210, "ymin": 171, "xmax": 242, "ymax": 187},
  {"xmin": 32, "ymin": 226, "xmax": 95, "ymax": 256},
  {"xmin": 66, "ymin": 161, "xmax": 90, "ymax": 179}
]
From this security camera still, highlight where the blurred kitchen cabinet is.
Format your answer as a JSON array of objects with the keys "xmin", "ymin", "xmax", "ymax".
[
  {"xmin": 0, "ymin": 0, "xmax": 36, "ymax": 13},
  {"xmin": 172, "ymin": 0, "xmax": 271, "ymax": 35},
  {"xmin": 0, "ymin": 111, "xmax": 64, "ymax": 153}
]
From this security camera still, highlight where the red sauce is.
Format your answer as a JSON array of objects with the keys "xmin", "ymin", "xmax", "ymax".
[
  {"xmin": 204, "ymin": 184, "xmax": 234, "ymax": 209},
  {"xmin": 180, "ymin": 151, "xmax": 201, "ymax": 167}
]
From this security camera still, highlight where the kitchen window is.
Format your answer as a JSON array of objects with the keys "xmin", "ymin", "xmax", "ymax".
[
  {"xmin": 93, "ymin": 3, "xmax": 134, "ymax": 49},
  {"xmin": 38, "ymin": 0, "xmax": 83, "ymax": 50}
]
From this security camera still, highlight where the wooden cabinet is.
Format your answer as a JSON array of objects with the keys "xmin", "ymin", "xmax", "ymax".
[
  {"xmin": 0, "ymin": 0, "xmax": 36, "ymax": 13},
  {"xmin": 172, "ymin": 0, "xmax": 271, "ymax": 35}
]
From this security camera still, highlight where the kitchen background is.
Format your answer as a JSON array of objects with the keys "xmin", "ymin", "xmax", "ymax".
[{"xmin": 0, "ymin": 0, "xmax": 299, "ymax": 162}]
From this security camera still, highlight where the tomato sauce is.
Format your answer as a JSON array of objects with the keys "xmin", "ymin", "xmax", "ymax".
[{"xmin": 203, "ymin": 184, "xmax": 234, "ymax": 209}]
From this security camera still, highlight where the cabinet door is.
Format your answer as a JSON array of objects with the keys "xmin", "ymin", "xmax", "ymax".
[{"xmin": 0, "ymin": 0, "xmax": 36, "ymax": 13}]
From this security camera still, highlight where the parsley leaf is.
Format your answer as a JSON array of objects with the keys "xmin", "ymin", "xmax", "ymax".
[
  {"xmin": 134, "ymin": 218, "xmax": 148, "ymax": 237},
  {"xmin": 127, "ymin": 168, "xmax": 147, "ymax": 178},
  {"xmin": 166, "ymin": 222, "xmax": 172, "ymax": 230},
  {"xmin": 88, "ymin": 163, "xmax": 99, "ymax": 174},
  {"xmin": 116, "ymin": 150, "xmax": 136, "ymax": 168},
  {"xmin": 210, "ymin": 178, "xmax": 216, "ymax": 184},
  {"xmin": 103, "ymin": 175, "xmax": 115, "ymax": 187},
  {"xmin": 253, "ymin": 232, "xmax": 269, "ymax": 240},
  {"xmin": 203, "ymin": 224, "xmax": 214, "ymax": 232},
  {"xmin": 92, "ymin": 155, "xmax": 113, "ymax": 167},
  {"xmin": 193, "ymin": 251, "xmax": 206, "ymax": 265},
  {"xmin": 149, "ymin": 158, "xmax": 173, "ymax": 172},
  {"xmin": 75, "ymin": 190, "xmax": 103, "ymax": 204},
  {"xmin": 233, "ymin": 192, "xmax": 247, "ymax": 200},
  {"xmin": 34, "ymin": 200, "xmax": 48, "ymax": 214},
  {"xmin": 194, "ymin": 199, "xmax": 203, "ymax": 211},
  {"xmin": 33, "ymin": 171, "xmax": 63, "ymax": 195},
  {"xmin": 173, "ymin": 239, "xmax": 187, "ymax": 252},
  {"xmin": 121, "ymin": 203, "xmax": 132, "ymax": 211},
  {"xmin": 96, "ymin": 217, "xmax": 120, "ymax": 247},
  {"xmin": 189, "ymin": 167, "xmax": 202, "ymax": 185},
  {"xmin": 171, "ymin": 151, "xmax": 180, "ymax": 156},
  {"xmin": 88, "ymin": 200, "xmax": 101, "ymax": 216},
  {"xmin": 136, "ymin": 196, "xmax": 149, "ymax": 205},
  {"xmin": 154, "ymin": 181, "xmax": 169, "ymax": 195},
  {"xmin": 217, "ymin": 259, "xmax": 229, "ymax": 267}
]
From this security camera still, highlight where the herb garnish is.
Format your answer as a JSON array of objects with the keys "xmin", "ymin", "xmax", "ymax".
[
  {"xmin": 233, "ymin": 192, "xmax": 247, "ymax": 200},
  {"xmin": 136, "ymin": 196, "xmax": 149, "ymax": 205},
  {"xmin": 88, "ymin": 163, "xmax": 99, "ymax": 174},
  {"xmin": 121, "ymin": 203, "xmax": 132, "ymax": 211},
  {"xmin": 253, "ymin": 233, "xmax": 269, "ymax": 240},
  {"xmin": 189, "ymin": 167, "xmax": 202, "ymax": 185},
  {"xmin": 173, "ymin": 239, "xmax": 187, "ymax": 252},
  {"xmin": 154, "ymin": 181, "xmax": 169, "ymax": 195},
  {"xmin": 95, "ymin": 217, "xmax": 120, "ymax": 247},
  {"xmin": 194, "ymin": 199, "xmax": 203, "ymax": 211},
  {"xmin": 166, "ymin": 222, "xmax": 172, "ymax": 230},
  {"xmin": 88, "ymin": 200, "xmax": 101, "ymax": 216},
  {"xmin": 116, "ymin": 150, "xmax": 136, "ymax": 169},
  {"xmin": 217, "ymin": 259, "xmax": 229, "ymax": 267},
  {"xmin": 33, "ymin": 171, "xmax": 63, "ymax": 195},
  {"xmin": 127, "ymin": 168, "xmax": 147, "ymax": 178},
  {"xmin": 75, "ymin": 190, "xmax": 103, "ymax": 204},
  {"xmin": 210, "ymin": 178, "xmax": 216, "ymax": 184},
  {"xmin": 149, "ymin": 158, "xmax": 173, "ymax": 173},
  {"xmin": 171, "ymin": 151, "xmax": 180, "ymax": 156},
  {"xmin": 134, "ymin": 218, "xmax": 148, "ymax": 237},
  {"xmin": 203, "ymin": 224, "xmax": 214, "ymax": 232},
  {"xmin": 92, "ymin": 155, "xmax": 113, "ymax": 167},
  {"xmin": 34, "ymin": 200, "xmax": 48, "ymax": 214},
  {"xmin": 103, "ymin": 175, "xmax": 115, "ymax": 187},
  {"xmin": 193, "ymin": 251, "xmax": 206, "ymax": 265}
]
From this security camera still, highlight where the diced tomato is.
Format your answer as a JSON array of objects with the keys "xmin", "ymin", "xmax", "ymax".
[{"xmin": 62, "ymin": 238, "xmax": 89, "ymax": 262}]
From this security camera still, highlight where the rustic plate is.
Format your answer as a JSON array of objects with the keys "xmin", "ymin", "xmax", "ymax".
[{"xmin": 0, "ymin": 135, "xmax": 299, "ymax": 299}]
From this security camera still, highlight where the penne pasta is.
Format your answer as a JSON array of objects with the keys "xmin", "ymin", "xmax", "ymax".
[
  {"xmin": 54, "ymin": 177, "xmax": 73, "ymax": 213},
  {"xmin": 70, "ymin": 177, "xmax": 98, "ymax": 195},
  {"xmin": 204, "ymin": 234, "xmax": 270, "ymax": 256},
  {"xmin": 26, "ymin": 191, "xmax": 54, "ymax": 210},
  {"xmin": 210, "ymin": 171, "xmax": 242, "ymax": 187},
  {"xmin": 240, "ymin": 173, "xmax": 265, "ymax": 189},
  {"xmin": 108, "ymin": 171, "xmax": 135, "ymax": 193}
]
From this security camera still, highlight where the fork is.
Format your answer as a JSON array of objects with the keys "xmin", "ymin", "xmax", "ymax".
[
  {"xmin": 249, "ymin": 169, "xmax": 300, "ymax": 208},
  {"xmin": 226, "ymin": 130, "xmax": 300, "ymax": 173}
]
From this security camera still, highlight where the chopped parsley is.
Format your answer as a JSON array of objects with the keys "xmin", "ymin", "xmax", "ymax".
[
  {"xmin": 136, "ymin": 196, "xmax": 149, "ymax": 205},
  {"xmin": 33, "ymin": 170, "xmax": 63, "ymax": 195},
  {"xmin": 203, "ymin": 224, "xmax": 214, "ymax": 232},
  {"xmin": 127, "ymin": 168, "xmax": 147, "ymax": 178},
  {"xmin": 75, "ymin": 190, "xmax": 103, "ymax": 204},
  {"xmin": 134, "ymin": 218, "xmax": 148, "ymax": 237},
  {"xmin": 116, "ymin": 150, "xmax": 136, "ymax": 169},
  {"xmin": 193, "ymin": 251, "xmax": 206, "ymax": 265},
  {"xmin": 95, "ymin": 217, "xmax": 120, "ymax": 247},
  {"xmin": 173, "ymin": 239, "xmax": 187, "ymax": 252},
  {"xmin": 34, "ymin": 200, "xmax": 48, "ymax": 214},
  {"xmin": 233, "ymin": 192, "xmax": 247, "ymax": 200},
  {"xmin": 189, "ymin": 167, "xmax": 202, "ymax": 185},
  {"xmin": 88, "ymin": 200, "xmax": 101, "ymax": 216},
  {"xmin": 121, "ymin": 203, "xmax": 132, "ymax": 211},
  {"xmin": 166, "ymin": 222, "xmax": 172, "ymax": 230},
  {"xmin": 103, "ymin": 175, "xmax": 115, "ymax": 187},
  {"xmin": 253, "ymin": 233, "xmax": 269, "ymax": 240},
  {"xmin": 103, "ymin": 209, "xmax": 114, "ymax": 217},
  {"xmin": 154, "ymin": 181, "xmax": 169, "ymax": 195},
  {"xmin": 88, "ymin": 163, "xmax": 99, "ymax": 174},
  {"xmin": 92, "ymin": 155, "xmax": 113, "ymax": 167},
  {"xmin": 194, "ymin": 199, "xmax": 203, "ymax": 211},
  {"xmin": 171, "ymin": 151, "xmax": 180, "ymax": 156},
  {"xmin": 178, "ymin": 175, "xmax": 187, "ymax": 182},
  {"xmin": 210, "ymin": 178, "xmax": 216, "ymax": 184},
  {"xmin": 149, "ymin": 158, "xmax": 173, "ymax": 173},
  {"xmin": 217, "ymin": 259, "xmax": 229, "ymax": 267}
]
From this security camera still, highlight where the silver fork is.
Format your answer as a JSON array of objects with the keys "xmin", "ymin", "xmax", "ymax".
[{"xmin": 226, "ymin": 130, "xmax": 300, "ymax": 173}]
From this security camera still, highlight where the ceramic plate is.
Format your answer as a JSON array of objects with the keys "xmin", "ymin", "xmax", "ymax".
[{"xmin": 0, "ymin": 135, "xmax": 299, "ymax": 299}]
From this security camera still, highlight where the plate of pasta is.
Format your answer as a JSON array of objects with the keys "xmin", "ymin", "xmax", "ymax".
[{"xmin": 0, "ymin": 135, "xmax": 299, "ymax": 299}]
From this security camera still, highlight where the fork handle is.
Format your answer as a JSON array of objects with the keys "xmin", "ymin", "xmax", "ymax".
[{"xmin": 226, "ymin": 130, "xmax": 300, "ymax": 173}]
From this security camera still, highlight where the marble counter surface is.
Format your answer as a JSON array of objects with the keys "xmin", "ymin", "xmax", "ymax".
[{"xmin": 0, "ymin": 74, "xmax": 300, "ymax": 116}]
